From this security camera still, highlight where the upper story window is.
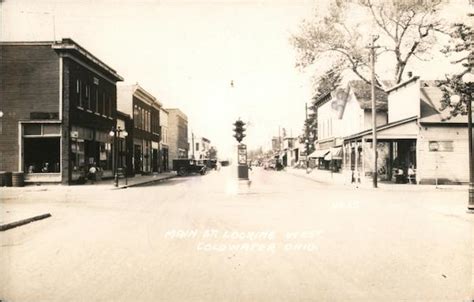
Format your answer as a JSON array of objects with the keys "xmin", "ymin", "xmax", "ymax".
[
  {"xmin": 76, "ymin": 80, "xmax": 83, "ymax": 108},
  {"xmin": 85, "ymin": 85, "xmax": 90, "ymax": 110}
]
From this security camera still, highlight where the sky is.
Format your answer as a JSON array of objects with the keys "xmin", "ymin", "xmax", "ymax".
[
  {"xmin": 1, "ymin": 0, "xmax": 471, "ymax": 159},
  {"xmin": 1, "ymin": 0, "xmax": 318, "ymax": 158}
]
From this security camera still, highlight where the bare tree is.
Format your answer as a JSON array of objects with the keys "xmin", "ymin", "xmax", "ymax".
[{"xmin": 291, "ymin": 0, "xmax": 447, "ymax": 90}]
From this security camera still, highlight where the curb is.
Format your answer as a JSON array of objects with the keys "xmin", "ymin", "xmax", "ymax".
[
  {"xmin": 114, "ymin": 174, "xmax": 177, "ymax": 189},
  {"xmin": 0, "ymin": 213, "xmax": 52, "ymax": 231}
]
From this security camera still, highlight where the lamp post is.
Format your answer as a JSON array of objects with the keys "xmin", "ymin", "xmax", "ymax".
[
  {"xmin": 450, "ymin": 72, "xmax": 474, "ymax": 212},
  {"xmin": 109, "ymin": 126, "xmax": 128, "ymax": 187},
  {"xmin": 305, "ymin": 138, "xmax": 310, "ymax": 173}
]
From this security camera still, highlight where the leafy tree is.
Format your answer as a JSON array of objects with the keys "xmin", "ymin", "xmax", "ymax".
[
  {"xmin": 291, "ymin": 0, "xmax": 447, "ymax": 89},
  {"xmin": 437, "ymin": 22, "xmax": 473, "ymax": 118}
]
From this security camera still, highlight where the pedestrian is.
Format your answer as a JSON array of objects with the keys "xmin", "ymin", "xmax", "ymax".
[
  {"xmin": 408, "ymin": 164, "xmax": 416, "ymax": 184},
  {"xmin": 88, "ymin": 164, "xmax": 97, "ymax": 184}
]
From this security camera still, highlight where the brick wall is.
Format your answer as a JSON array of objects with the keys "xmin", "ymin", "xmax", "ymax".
[{"xmin": 0, "ymin": 44, "xmax": 60, "ymax": 172}]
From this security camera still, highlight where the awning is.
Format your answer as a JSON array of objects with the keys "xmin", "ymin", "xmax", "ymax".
[
  {"xmin": 324, "ymin": 147, "xmax": 343, "ymax": 161},
  {"xmin": 308, "ymin": 149, "xmax": 330, "ymax": 158}
]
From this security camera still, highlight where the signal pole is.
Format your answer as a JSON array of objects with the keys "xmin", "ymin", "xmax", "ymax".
[{"xmin": 233, "ymin": 119, "xmax": 248, "ymax": 180}]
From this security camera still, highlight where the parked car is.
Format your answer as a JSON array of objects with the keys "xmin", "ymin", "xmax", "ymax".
[
  {"xmin": 220, "ymin": 160, "xmax": 230, "ymax": 167},
  {"xmin": 204, "ymin": 159, "xmax": 218, "ymax": 170},
  {"xmin": 172, "ymin": 159, "xmax": 207, "ymax": 176}
]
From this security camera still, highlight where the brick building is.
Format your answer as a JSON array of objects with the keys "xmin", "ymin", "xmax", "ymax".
[
  {"xmin": 166, "ymin": 108, "xmax": 189, "ymax": 169},
  {"xmin": 0, "ymin": 39, "xmax": 123, "ymax": 184},
  {"xmin": 117, "ymin": 84, "xmax": 161, "ymax": 175},
  {"xmin": 160, "ymin": 108, "xmax": 169, "ymax": 172}
]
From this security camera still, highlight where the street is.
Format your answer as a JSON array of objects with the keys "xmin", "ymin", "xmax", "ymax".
[{"xmin": 1, "ymin": 167, "xmax": 473, "ymax": 301}]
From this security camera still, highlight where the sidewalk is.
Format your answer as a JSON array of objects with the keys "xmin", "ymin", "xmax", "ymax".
[
  {"xmin": 285, "ymin": 167, "xmax": 468, "ymax": 192},
  {"xmin": 1, "ymin": 171, "xmax": 177, "ymax": 192},
  {"xmin": 0, "ymin": 172, "xmax": 177, "ymax": 231},
  {"xmin": 101, "ymin": 172, "xmax": 177, "ymax": 189}
]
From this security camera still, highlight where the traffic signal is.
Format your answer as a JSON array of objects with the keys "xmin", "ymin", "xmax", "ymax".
[{"xmin": 233, "ymin": 120, "xmax": 246, "ymax": 143}]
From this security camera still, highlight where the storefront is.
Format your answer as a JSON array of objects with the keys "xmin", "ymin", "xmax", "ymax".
[
  {"xmin": 343, "ymin": 117, "xmax": 418, "ymax": 183},
  {"xmin": 21, "ymin": 121, "xmax": 62, "ymax": 182},
  {"xmin": 70, "ymin": 125, "xmax": 113, "ymax": 181},
  {"xmin": 152, "ymin": 141, "xmax": 159, "ymax": 173},
  {"xmin": 133, "ymin": 138, "xmax": 152, "ymax": 174}
]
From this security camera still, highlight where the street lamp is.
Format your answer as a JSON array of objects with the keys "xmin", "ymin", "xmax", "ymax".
[
  {"xmin": 109, "ymin": 126, "xmax": 128, "ymax": 187},
  {"xmin": 305, "ymin": 138, "xmax": 310, "ymax": 173},
  {"xmin": 450, "ymin": 72, "xmax": 474, "ymax": 212}
]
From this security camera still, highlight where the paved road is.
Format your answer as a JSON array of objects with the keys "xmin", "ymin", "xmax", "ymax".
[{"xmin": 1, "ymin": 167, "xmax": 473, "ymax": 301}]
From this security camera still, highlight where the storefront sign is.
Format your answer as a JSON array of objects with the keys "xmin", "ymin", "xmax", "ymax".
[
  {"xmin": 70, "ymin": 131, "xmax": 78, "ymax": 138},
  {"xmin": 429, "ymin": 141, "xmax": 453, "ymax": 152},
  {"xmin": 238, "ymin": 144, "xmax": 247, "ymax": 165}
]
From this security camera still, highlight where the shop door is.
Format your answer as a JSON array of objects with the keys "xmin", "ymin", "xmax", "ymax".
[
  {"xmin": 152, "ymin": 149, "xmax": 159, "ymax": 173},
  {"xmin": 134, "ymin": 144, "xmax": 142, "ymax": 173},
  {"xmin": 162, "ymin": 149, "xmax": 169, "ymax": 171}
]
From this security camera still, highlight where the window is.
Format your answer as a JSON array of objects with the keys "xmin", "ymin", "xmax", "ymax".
[
  {"xmin": 24, "ymin": 137, "xmax": 61, "ymax": 173},
  {"xmin": 98, "ymin": 91, "xmax": 104, "ymax": 115},
  {"xmin": 43, "ymin": 124, "xmax": 61, "ymax": 135},
  {"xmin": 95, "ymin": 88, "xmax": 99, "ymax": 113},
  {"xmin": 134, "ymin": 105, "xmax": 140, "ymax": 128},
  {"xmin": 102, "ymin": 93, "xmax": 106, "ymax": 115},
  {"xmin": 106, "ymin": 97, "xmax": 110, "ymax": 117},
  {"xmin": 85, "ymin": 85, "xmax": 90, "ymax": 109},
  {"xmin": 147, "ymin": 111, "xmax": 151, "ymax": 131},
  {"xmin": 77, "ymin": 79, "xmax": 83, "ymax": 108},
  {"xmin": 108, "ymin": 96, "xmax": 112, "ymax": 117},
  {"xmin": 196, "ymin": 143, "xmax": 199, "ymax": 151},
  {"xmin": 22, "ymin": 123, "xmax": 61, "ymax": 174},
  {"xmin": 91, "ymin": 86, "xmax": 97, "ymax": 112},
  {"xmin": 24, "ymin": 124, "xmax": 42, "ymax": 135}
]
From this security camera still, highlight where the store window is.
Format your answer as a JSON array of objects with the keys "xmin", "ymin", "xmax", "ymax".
[
  {"xmin": 23, "ymin": 123, "xmax": 61, "ymax": 174},
  {"xmin": 24, "ymin": 137, "xmax": 60, "ymax": 173}
]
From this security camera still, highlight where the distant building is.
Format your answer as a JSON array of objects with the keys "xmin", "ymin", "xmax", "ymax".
[
  {"xmin": 117, "ymin": 84, "xmax": 161, "ymax": 175},
  {"xmin": 0, "ymin": 38, "xmax": 123, "ymax": 184},
  {"xmin": 191, "ymin": 136, "xmax": 211, "ymax": 160},
  {"xmin": 271, "ymin": 137, "xmax": 280, "ymax": 151},
  {"xmin": 167, "ymin": 108, "xmax": 189, "ymax": 168},
  {"xmin": 281, "ymin": 137, "xmax": 298, "ymax": 167},
  {"xmin": 312, "ymin": 80, "xmax": 388, "ymax": 172},
  {"xmin": 160, "ymin": 108, "xmax": 169, "ymax": 172}
]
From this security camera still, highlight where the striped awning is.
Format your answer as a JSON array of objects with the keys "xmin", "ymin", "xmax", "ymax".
[
  {"xmin": 324, "ymin": 147, "xmax": 343, "ymax": 161},
  {"xmin": 308, "ymin": 149, "xmax": 330, "ymax": 158}
]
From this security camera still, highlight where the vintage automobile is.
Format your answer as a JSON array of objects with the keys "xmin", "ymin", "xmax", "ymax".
[
  {"xmin": 172, "ymin": 159, "xmax": 207, "ymax": 176},
  {"xmin": 204, "ymin": 159, "xmax": 218, "ymax": 170}
]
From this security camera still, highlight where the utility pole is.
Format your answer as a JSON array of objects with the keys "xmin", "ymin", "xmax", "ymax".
[{"xmin": 368, "ymin": 35, "xmax": 380, "ymax": 188}]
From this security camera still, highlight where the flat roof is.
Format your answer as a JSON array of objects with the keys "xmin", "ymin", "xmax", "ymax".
[{"xmin": 1, "ymin": 38, "xmax": 123, "ymax": 82}]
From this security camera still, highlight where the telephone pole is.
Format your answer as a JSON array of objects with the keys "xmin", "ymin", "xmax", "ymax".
[{"xmin": 368, "ymin": 35, "xmax": 380, "ymax": 188}]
